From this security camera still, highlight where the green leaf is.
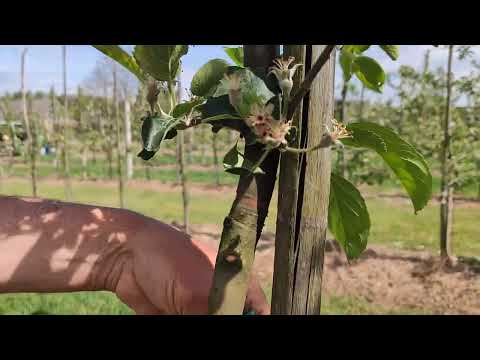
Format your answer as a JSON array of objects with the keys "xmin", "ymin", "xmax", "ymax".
[
  {"xmin": 92, "ymin": 45, "xmax": 144, "ymax": 81},
  {"xmin": 223, "ymin": 47, "xmax": 244, "ymax": 67},
  {"xmin": 138, "ymin": 114, "xmax": 181, "ymax": 160},
  {"xmin": 198, "ymin": 95, "xmax": 248, "ymax": 134},
  {"xmin": 133, "ymin": 45, "xmax": 188, "ymax": 82},
  {"xmin": 353, "ymin": 56, "xmax": 386, "ymax": 93},
  {"xmin": 172, "ymin": 98, "xmax": 205, "ymax": 118},
  {"xmin": 379, "ymin": 45, "xmax": 399, "ymax": 61},
  {"xmin": 339, "ymin": 49, "xmax": 355, "ymax": 81},
  {"xmin": 191, "ymin": 59, "xmax": 230, "ymax": 97},
  {"xmin": 329, "ymin": 173, "xmax": 371, "ymax": 260},
  {"xmin": 202, "ymin": 114, "xmax": 242, "ymax": 123},
  {"xmin": 352, "ymin": 45, "xmax": 371, "ymax": 53},
  {"xmin": 341, "ymin": 122, "xmax": 433, "ymax": 213},
  {"xmin": 223, "ymin": 142, "xmax": 265, "ymax": 175},
  {"xmin": 213, "ymin": 68, "xmax": 275, "ymax": 117},
  {"xmin": 199, "ymin": 95, "xmax": 238, "ymax": 119}
]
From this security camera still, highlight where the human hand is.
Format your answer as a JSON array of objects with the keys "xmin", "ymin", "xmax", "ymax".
[{"xmin": 114, "ymin": 219, "xmax": 270, "ymax": 315}]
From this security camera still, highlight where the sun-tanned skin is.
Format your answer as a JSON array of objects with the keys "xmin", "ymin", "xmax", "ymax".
[{"xmin": 0, "ymin": 196, "xmax": 270, "ymax": 315}]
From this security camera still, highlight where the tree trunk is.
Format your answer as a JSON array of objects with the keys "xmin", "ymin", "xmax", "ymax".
[
  {"xmin": 144, "ymin": 160, "xmax": 151, "ymax": 180},
  {"xmin": 107, "ymin": 148, "xmax": 113, "ymax": 179},
  {"xmin": 21, "ymin": 48, "xmax": 37, "ymax": 197},
  {"xmin": 49, "ymin": 87, "xmax": 61, "ymax": 174},
  {"xmin": 185, "ymin": 129, "xmax": 193, "ymax": 165},
  {"xmin": 176, "ymin": 74, "xmax": 190, "ymax": 233},
  {"xmin": 102, "ymin": 83, "xmax": 113, "ymax": 180},
  {"xmin": 28, "ymin": 95, "xmax": 38, "ymax": 194},
  {"xmin": 200, "ymin": 138, "xmax": 206, "ymax": 166},
  {"xmin": 178, "ymin": 131, "xmax": 189, "ymax": 233},
  {"xmin": 440, "ymin": 45, "xmax": 454, "ymax": 261},
  {"xmin": 0, "ymin": 100, "xmax": 19, "ymax": 174},
  {"xmin": 212, "ymin": 132, "xmax": 221, "ymax": 187},
  {"xmin": 358, "ymin": 83, "xmax": 365, "ymax": 119},
  {"xmin": 124, "ymin": 98, "xmax": 133, "ymax": 180},
  {"xmin": 113, "ymin": 64, "xmax": 125, "ymax": 208},
  {"xmin": 272, "ymin": 45, "xmax": 335, "ymax": 315},
  {"xmin": 176, "ymin": 138, "xmax": 182, "ymax": 184},
  {"xmin": 62, "ymin": 46, "xmax": 73, "ymax": 201},
  {"xmin": 208, "ymin": 45, "xmax": 280, "ymax": 315},
  {"xmin": 81, "ymin": 146, "xmax": 88, "ymax": 180}
]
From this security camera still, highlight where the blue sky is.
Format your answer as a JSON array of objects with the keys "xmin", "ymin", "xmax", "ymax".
[{"xmin": 0, "ymin": 45, "xmax": 478, "ymax": 103}]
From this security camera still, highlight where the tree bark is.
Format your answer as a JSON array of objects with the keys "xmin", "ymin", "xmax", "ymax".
[
  {"xmin": 272, "ymin": 45, "xmax": 335, "ymax": 315},
  {"xmin": 124, "ymin": 98, "xmax": 133, "ymax": 180},
  {"xmin": 208, "ymin": 45, "xmax": 280, "ymax": 315},
  {"xmin": 113, "ymin": 64, "xmax": 125, "ymax": 208},
  {"xmin": 440, "ymin": 45, "xmax": 454, "ymax": 261},
  {"xmin": 62, "ymin": 46, "xmax": 73, "ymax": 201},
  {"xmin": 21, "ymin": 48, "xmax": 37, "ymax": 197}
]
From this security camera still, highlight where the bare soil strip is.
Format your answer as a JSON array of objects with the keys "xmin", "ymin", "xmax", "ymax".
[{"xmin": 190, "ymin": 224, "xmax": 480, "ymax": 315}]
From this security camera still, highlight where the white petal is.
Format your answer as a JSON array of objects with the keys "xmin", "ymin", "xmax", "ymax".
[{"xmin": 289, "ymin": 64, "xmax": 303, "ymax": 78}]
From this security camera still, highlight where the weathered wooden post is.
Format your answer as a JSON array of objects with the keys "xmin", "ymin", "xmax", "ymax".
[{"xmin": 272, "ymin": 45, "xmax": 336, "ymax": 314}]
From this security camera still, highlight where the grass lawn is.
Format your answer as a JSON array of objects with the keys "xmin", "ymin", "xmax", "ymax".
[
  {"xmin": 0, "ymin": 288, "xmax": 427, "ymax": 315},
  {"xmin": 3, "ymin": 158, "xmax": 478, "ymax": 197},
  {"xmin": 3, "ymin": 160, "xmax": 238, "ymax": 186}
]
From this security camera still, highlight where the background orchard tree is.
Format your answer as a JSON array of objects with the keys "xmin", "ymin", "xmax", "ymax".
[
  {"xmin": 347, "ymin": 46, "xmax": 479, "ymax": 263},
  {"xmin": 20, "ymin": 48, "xmax": 38, "ymax": 197},
  {"xmin": 61, "ymin": 45, "xmax": 73, "ymax": 201}
]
